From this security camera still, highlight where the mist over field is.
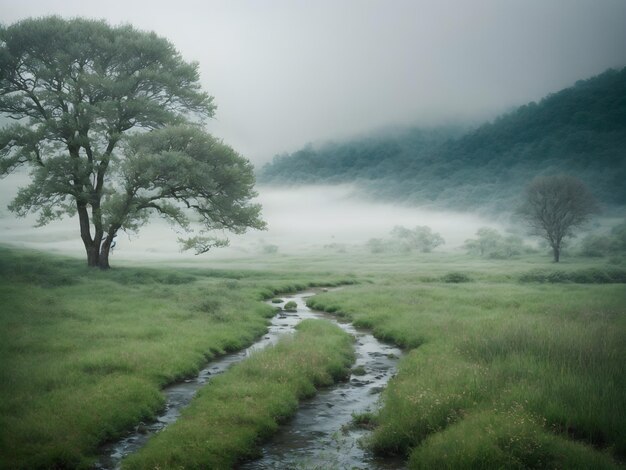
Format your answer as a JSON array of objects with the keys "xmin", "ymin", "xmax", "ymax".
[
  {"xmin": 1, "ymin": 1, "xmax": 625, "ymax": 260},
  {"xmin": 0, "ymin": 178, "xmax": 501, "ymax": 259}
]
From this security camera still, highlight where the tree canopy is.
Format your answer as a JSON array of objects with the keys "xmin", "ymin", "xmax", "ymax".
[
  {"xmin": 0, "ymin": 16, "xmax": 265, "ymax": 267},
  {"xmin": 518, "ymin": 175, "xmax": 597, "ymax": 262},
  {"xmin": 259, "ymin": 68, "xmax": 626, "ymax": 211}
]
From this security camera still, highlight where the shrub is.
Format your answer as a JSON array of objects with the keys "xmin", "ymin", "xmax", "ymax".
[
  {"xmin": 441, "ymin": 272, "xmax": 472, "ymax": 283},
  {"xmin": 465, "ymin": 229, "xmax": 530, "ymax": 259},
  {"xmin": 366, "ymin": 238, "xmax": 386, "ymax": 253},
  {"xmin": 262, "ymin": 244, "xmax": 279, "ymax": 254},
  {"xmin": 579, "ymin": 234, "xmax": 614, "ymax": 257},
  {"xmin": 519, "ymin": 268, "xmax": 626, "ymax": 283}
]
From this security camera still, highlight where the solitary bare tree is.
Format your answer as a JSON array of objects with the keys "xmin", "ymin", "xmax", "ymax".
[{"xmin": 518, "ymin": 175, "xmax": 597, "ymax": 262}]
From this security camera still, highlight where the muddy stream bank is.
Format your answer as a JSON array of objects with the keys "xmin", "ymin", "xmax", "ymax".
[{"xmin": 96, "ymin": 291, "xmax": 404, "ymax": 470}]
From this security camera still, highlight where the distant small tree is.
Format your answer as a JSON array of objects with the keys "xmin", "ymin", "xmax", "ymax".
[
  {"xmin": 498, "ymin": 235, "xmax": 526, "ymax": 259},
  {"xmin": 579, "ymin": 220, "xmax": 626, "ymax": 258},
  {"xmin": 390, "ymin": 226, "xmax": 414, "ymax": 252},
  {"xmin": 579, "ymin": 233, "xmax": 613, "ymax": 257},
  {"xmin": 261, "ymin": 244, "xmax": 279, "ymax": 254},
  {"xmin": 413, "ymin": 225, "xmax": 445, "ymax": 252},
  {"xmin": 464, "ymin": 228, "xmax": 528, "ymax": 259},
  {"xmin": 610, "ymin": 220, "xmax": 626, "ymax": 252},
  {"xmin": 518, "ymin": 175, "xmax": 597, "ymax": 262},
  {"xmin": 366, "ymin": 238, "xmax": 386, "ymax": 253},
  {"xmin": 390, "ymin": 225, "xmax": 445, "ymax": 253},
  {"xmin": 464, "ymin": 227, "xmax": 501, "ymax": 256}
]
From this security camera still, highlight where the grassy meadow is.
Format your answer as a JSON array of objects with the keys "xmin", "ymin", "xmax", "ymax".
[
  {"xmin": 0, "ymin": 244, "xmax": 624, "ymax": 469},
  {"xmin": 305, "ymin": 256, "xmax": 626, "ymax": 468},
  {"xmin": 0, "ymin": 246, "xmax": 353, "ymax": 469},
  {"xmin": 123, "ymin": 319, "xmax": 354, "ymax": 469}
]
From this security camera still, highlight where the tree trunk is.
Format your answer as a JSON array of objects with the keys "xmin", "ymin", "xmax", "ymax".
[
  {"xmin": 98, "ymin": 238, "xmax": 112, "ymax": 270},
  {"xmin": 98, "ymin": 228, "xmax": 120, "ymax": 270},
  {"xmin": 552, "ymin": 245, "xmax": 560, "ymax": 263},
  {"xmin": 85, "ymin": 243, "xmax": 99, "ymax": 267},
  {"xmin": 77, "ymin": 202, "xmax": 99, "ymax": 267}
]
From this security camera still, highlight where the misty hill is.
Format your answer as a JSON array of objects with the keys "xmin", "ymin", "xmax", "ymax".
[{"xmin": 258, "ymin": 68, "xmax": 626, "ymax": 212}]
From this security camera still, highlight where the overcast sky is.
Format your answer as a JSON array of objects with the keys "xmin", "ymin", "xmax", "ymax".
[{"xmin": 2, "ymin": 0, "xmax": 626, "ymax": 164}]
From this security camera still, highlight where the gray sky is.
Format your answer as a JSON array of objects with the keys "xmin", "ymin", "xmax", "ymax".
[{"xmin": 1, "ymin": 0, "xmax": 626, "ymax": 164}]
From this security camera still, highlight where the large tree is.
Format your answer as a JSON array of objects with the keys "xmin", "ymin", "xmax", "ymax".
[
  {"xmin": 0, "ymin": 17, "xmax": 265, "ymax": 268},
  {"xmin": 518, "ymin": 175, "xmax": 597, "ymax": 262}
]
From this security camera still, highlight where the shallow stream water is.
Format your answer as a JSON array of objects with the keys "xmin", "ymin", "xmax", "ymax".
[{"xmin": 95, "ymin": 291, "xmax": 403, "ymax": 470}]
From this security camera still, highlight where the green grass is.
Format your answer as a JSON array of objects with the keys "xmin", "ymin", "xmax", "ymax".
[
  {"xmin": 307, "ymin": 280, "xmax": 626, "ymax": 468},
  {"xmin": 519, "ymin": 266, "xmax": 626, "ymax": 283},
  {"xmin": 408, "ymin": 409, "xmax": 620, "ymax": 469},
  {"xmin": 0, "ymin": 247, "xmax": 354, "ymax": 469},
  {"xmin": 122, "ymin": 319, "xmax": 354, "ymax": 469},
  {"xmin": 1, "ymin": 245, "xmax": 625, "ymax": 469}
]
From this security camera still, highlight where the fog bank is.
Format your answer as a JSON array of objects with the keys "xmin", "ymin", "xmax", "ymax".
[
  {"xmin": 2, "ymin": 1, "xmax": 625, "ymax": 162},
  {"xmin": 0, "ymin": 180, "xmax": 501, "ymax": 261}
]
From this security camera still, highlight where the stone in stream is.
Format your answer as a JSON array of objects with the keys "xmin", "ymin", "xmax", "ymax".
[
  {"xmin": 368, "ymin": 351, "xmax": 387, "ymax": 358},
  {"xmin": 350, "ymin": 379, "xmax": 373, "ymax": 387}
]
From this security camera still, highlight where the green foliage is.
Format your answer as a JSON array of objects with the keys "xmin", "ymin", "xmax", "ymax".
[
  {"xmin": 352, "ymin": 411, "xmax": 378, "ymax": 429},
  {"xmin": 579, "ymin": 220, "xmax": 626, "ymax": 258},
  {"xmin": 392, "ymin": 225, "xmax": 445, "ymax": 253},
  {"xmin": 366, "ymin": 237, "xmax": 386, "ymax": 253},
  {"xmin": 464, "ymin": 227, "xmax": 500, "ymax": 256},
  {"xmin": 123, "ymin": 125, "xmax": 265, "ymax": 254},
  {"xmin": 259, "ymin": 68, "xmax": 626, "ymax": 211},
  {"xmin": 261, "ymin": 243, "xmax": 279, "ymax": 254},
  {"xmin": 259, "ymin": 127, "xmax": 461, "ymax": 185},
  {"xmin": 122, "ymin": 319, "xmax": 354, "ymax": 469},
  {"xmin": 580, "ymin": 234, "xmax": 616, "ymax": 257},
  {"xmin": 283, "ymin": 300, "xmax": 298, "ymax": 311},
  {"xmin": 366, "ymin": 225, "xmax": 445, "ymax": 254},
  {"xmin": 464, "ymin": 227, "xmax": 530, "ymax": 259},
  {"xmin": 0, "ymin": 17, "xmax": 263, "ymax": 267}
]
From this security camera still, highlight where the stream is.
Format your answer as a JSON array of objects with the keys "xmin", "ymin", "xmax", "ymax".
[{"xmin": 95, "ymin": 291, "xmax": 403, "ymax": 470}]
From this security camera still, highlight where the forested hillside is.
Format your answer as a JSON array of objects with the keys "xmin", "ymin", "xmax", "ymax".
[{"xmin": 259, "ymin": 68, "xmax": 626, "ymax": 211}]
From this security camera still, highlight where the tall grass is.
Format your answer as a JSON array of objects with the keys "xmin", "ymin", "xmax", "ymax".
[
  {"xmin": 0, "ymin": 247, "xmax": 355, "ymax": 469},
  {"xmin": 408, "ymin": 409, "xmax": 621, "ymax": 469},
  {"xmin": 308, "ymin": 281, "xmax": 626, "ymax": 467},
  {"xmin": 122, "ymin": 319, "xmax": 354, "ymax": 469}
]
